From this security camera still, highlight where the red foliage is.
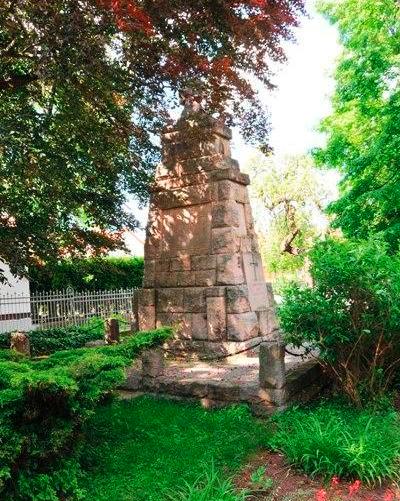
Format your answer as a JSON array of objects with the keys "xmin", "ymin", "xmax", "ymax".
[{"xmin": 95, "ymin": 0, "xmax": 305, "ymax": 146}]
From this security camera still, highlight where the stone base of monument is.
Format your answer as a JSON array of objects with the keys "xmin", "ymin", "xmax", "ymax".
[{"xmin": 122, "ymin": 347, "xmax": 329, "ymax": 415}]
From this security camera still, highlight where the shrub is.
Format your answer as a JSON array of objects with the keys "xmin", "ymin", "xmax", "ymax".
[
  {"xmin": 30, "ymin": 256, "xmax": 144, "ymax": 291},
  {"xmin": 0, "ymin": 317, "xmax": 105, "ymax": 355},
  {"xmin": 279, "ymin": 238, "xmax": 400, "ymax": 405},
  {"xmin": 269, "ymin": 401, "xmax": 400, "ymax": 485},
  {"xmin": 168, "ymin": 463, "xmax": 248, "ymax": 501},
  {"xmin": 0, "ymin": 327, "xmax": 172, "ymax": 500}
]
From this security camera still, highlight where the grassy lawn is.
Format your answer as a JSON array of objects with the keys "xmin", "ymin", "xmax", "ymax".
[{"xmin": 80, "ymin": 396, "xmax": 270, "ymax": 501}]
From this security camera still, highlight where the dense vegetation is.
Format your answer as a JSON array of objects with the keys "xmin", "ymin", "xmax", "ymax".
[
  {"xmin": 315, "ymin": 0, "xmax": 400, "ymax": 250},
  {"xmin": 0, "ymin": 317, "xmax": 105, "ymax": 355},
  {"xmin": 81, "ymin": 398, "xmax": 269, "ymax": 501},
  {"xmin": 0, "ymin": 0, "xmax": 305, "ymax": 280},
  {"xmin": 0, "ymin": 328, "xmax": 171, "ymax": 500},
  {"xmin": 30, "ymin": 256, "xmax": 144, "ymax": 291},
  {"xmin": 270, "ymin": 400, "xmax": 400, "ymax": 485},
  {"xmin": 279, "ymin": 238, "xmax": 400, "ymax": 405}
]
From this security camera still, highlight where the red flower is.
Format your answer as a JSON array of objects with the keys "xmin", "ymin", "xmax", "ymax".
[
  {"xmin": 348, "ymin": 479, "xmax": 361, "ymax": 496},
  {"xmin": 331, "ymin": 476, "xmax": 340, "ymax": 487},
  {"xmin": 384, "ymin": 490, "xmax": 395, "ymax": 501},
  {"xmin": 315, "ymin": 488, "xmax": 328, "ymax": 501}
]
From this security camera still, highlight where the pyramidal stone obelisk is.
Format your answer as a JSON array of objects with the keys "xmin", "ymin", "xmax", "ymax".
[{"xmin": 138, "ymin": 98, "xmax": 279, "ymax": 359}]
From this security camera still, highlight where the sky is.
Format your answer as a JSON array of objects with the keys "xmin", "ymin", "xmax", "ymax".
[{"xmin": 123, "ymin": 0, "xmax": 342, "ymax": 254}]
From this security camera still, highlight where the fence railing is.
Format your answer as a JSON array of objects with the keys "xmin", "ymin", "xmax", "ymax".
[{"xmin": 0, "ymin": 288, "xmax": 138, "ymax": 333}]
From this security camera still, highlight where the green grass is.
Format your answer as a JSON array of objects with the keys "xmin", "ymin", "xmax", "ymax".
[
  {"xmin": 80, "ymin": 396, "xmax": 270, "ymax": 501},
  {"xmin": 269, "ymin": 400, "xmax": 400, "ymax": 484}
]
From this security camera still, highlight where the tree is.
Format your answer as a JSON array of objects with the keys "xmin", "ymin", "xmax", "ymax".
[
  {"xmin": 0, "ymin": 0, "xmax": 304, "ymax": 280},
  {"xmin": 245, "ymin": 154, "xmax": 329, "ymax": 279},
  {"xmin": 315, "ymin": 0, "xmax": 400, "ymax": 250}
]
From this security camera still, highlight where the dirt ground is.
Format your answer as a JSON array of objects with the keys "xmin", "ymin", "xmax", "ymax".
[{"xmin": 234, "ymin": 452, "xmax": 399, "ymax": 501}]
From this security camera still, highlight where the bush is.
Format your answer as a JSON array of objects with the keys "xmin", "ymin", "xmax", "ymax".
[
  {"xmin": 0, "ymin": 327, "xmax": 172, "ymax": 500},
  {"xmin": 169, "ymin": 463, "xmax": 248, "ymax": 501},
  {"xmin": 0, "ymin": 317, "xmax": 105, "ymax": 355},
  {"xmin": 279, "ymin": 238, "xmax": 400, "ymax": 405},
  {"xmin": 269, "ymin": 401, "xmax": 400, "ymax": 485},
  {"xmin": 30, "ymin": 256, "xmax": 144, "ymax": 291}
]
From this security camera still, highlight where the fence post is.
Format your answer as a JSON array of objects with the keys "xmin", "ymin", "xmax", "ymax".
[
  {"xmin": 105, "ymin": 318, "xmax": 120, "ymax": 344},
  {"xmin": 10, "ymin": 331, "xmax": 31, "ymax": 356}
]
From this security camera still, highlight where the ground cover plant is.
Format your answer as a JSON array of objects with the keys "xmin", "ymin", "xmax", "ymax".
[
  {"xmin": 279, "ymin": 237, "xmax": 400, "ymax": 405},
  {"xmin": 0, "ymin": 317, "xmax": 105, "ymax": 355},
  {"xmin": 80, "ymin": 397, "xmax": 270, "ymax": 501},
  {"xmin": 0, "ymin": 327, "xmax": 171, "ymax": 500},
  {"xmin": 269, "ymin": 400, "xmax": 400, "ymax": 485}
]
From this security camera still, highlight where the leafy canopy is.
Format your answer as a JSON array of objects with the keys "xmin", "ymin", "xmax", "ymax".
[
  {"xmin": 315, "ymin": 0, "xmax": 400, "ymax": 250},
  {"xmin": 0, "ymin": 0, "xmax": 304, "ymax": 278}
]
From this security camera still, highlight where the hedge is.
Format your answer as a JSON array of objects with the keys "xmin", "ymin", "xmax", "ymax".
[
  {"xmin": 0, "ymin": 327, "xmax": 172, "ymax": 500},
  {"xmin": 0, "ymin": 317, "xmax": 105, "ymax": 356},
  {"xmin": 29, "ymin": 256, "xmax": 144, "ymax": 291}
]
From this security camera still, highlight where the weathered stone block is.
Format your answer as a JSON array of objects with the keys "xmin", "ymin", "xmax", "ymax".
[
  {"xmin": 212, "ymin": 201, "xmax": 240, "ymax": 228},
  {"xmin": 211, "ymin": 228, "xmax": 240, "ymax": 254},
  {"xmin": 157, "ymin": 288, "xmax": 184, "ymax": 313},
  {"xmin": 191, "ymin": 255, "xmax": 217, "ymax": 271},
  {"xmin": 10, "ymin": 331, "xmax": 30, "ymax": 356},
  {"xmin": 259, "ymin": 342, "xmax": 286, "ymax": 389},
  {"xmin": 138, "ymin": 305, "xmax": 156, "ymax": 331},
  {"xmin": 105, "ymin": 318, "xmax": 120, "ymax": 344},
  {"xmin": 156, "ymin": 272, "xmax": 178, "ymax": 287},
  {"xmin": 258, "ymin": 308, "xmax": 279, "ymax": 338},
  {"xmin": 217, "ymin": 254, "xmax": 244, "ymax": 285},
  {"xmin": 206, "ymin": 286, "xmax": 226, "ymax": 297},
  {"xmin": 184, "ymin": 288, "xmax": 206, "ymax": 312},
  {"xmin": 192, "ymin": 313, "xmax": 208, "ymax": 340},
  {"xmin": 195, "ymin": 270, "xmax": 216, "ymax": 287},
  {"xmin": 142, "ymin": 348, "xmax": 165, "ymax": 378},
  {"xmin": 226, "ymin": 312, "xmax": 259, "ymax": 341},
  {"xmin": 142, "ymin": 260, "xmax": 155, "ymax": 287},
  {"xmin": 176, "ymin": 271, "xmax": 196, "ymax": 287},
  {"xmin": 156, "ymin": 312, "xmax": 192, "ymax": 339},
  {"xmin": 156, "ymin": 259, "xmax": 171, "ymax": 273},
  {"xmin": 170, "ymin": 255, "xmax": 191, "ymax": 271},
  {"xmin": 207, "ymin": 296, "xmax": 226, "ymax": 340},
  {"xmin": 138, "ymin": 288, "xmax": 155, "ymax": 306},
  {"xmin": 225, "ymin": 286, "xmax": 251, "ymax": 313}
]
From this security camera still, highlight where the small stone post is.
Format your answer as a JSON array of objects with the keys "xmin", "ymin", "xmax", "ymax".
[
  {"xmin": 105, "ymin": 318, "xmax": 120, "ymax": 344},
  {"xmin": 10, "ymin": 331, "xmax": 31, "ymax": 356},
  {"xmin": 141, "ymin": 348, "xmax": 165, "ymax": 388},
  {"xmin": 259, "ymin": 341, "xmax": 287, "ymax": 407}
]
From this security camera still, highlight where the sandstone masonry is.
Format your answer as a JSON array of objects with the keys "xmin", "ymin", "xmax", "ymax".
[{"xmin": 138, "ymin": 111, "xmax": 280, "ymax": 359}]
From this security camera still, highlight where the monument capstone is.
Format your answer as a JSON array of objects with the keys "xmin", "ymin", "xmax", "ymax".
[{"xmin": 137, "ymin": 97, "xmax": 279, "ymax": 358}]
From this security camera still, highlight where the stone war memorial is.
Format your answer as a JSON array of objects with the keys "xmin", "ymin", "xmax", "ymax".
[{"xmin": 126, "ymin": 93, "xmax": 325, "ymax": 413}]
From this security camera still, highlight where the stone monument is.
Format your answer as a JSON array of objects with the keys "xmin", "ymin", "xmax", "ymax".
[{"xmin": 137, "ymin": 94, "xmax": 279, "ymax": 359}]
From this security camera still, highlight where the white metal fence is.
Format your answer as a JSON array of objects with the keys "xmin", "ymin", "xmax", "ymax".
[{"xmin": 0, "ymin": 288, "xmax": 138, "ymax": 333}]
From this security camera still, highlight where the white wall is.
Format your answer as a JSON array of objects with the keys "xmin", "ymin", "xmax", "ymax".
[{"xmin": 0, "ymin": 262, "xmax": 32, "ymax": 333}]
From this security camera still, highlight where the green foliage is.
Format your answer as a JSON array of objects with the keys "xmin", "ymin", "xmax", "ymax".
[
  {"xmin": 0, "ymin": 317, "xmax": 105, "ymax": 355},
  {"xmin": 169, "ymin": 463, "xmax": 248, "ymax": 501},
  {"xmin": 315, "ymin": 0, "xmax": 400, "ymax": 250},
  {"xmin": 279, "ymin": 238, "xmax": 400, "ymax": 405},
  {"xmin": 0, "ymin": 0, "xmax": 304, "ymax": 279},
  {"xmin": 269, "ymin": 401, "xmax": 400, "ymax": 484},
  {"xmin": 81, "ymin": 399, "xmax": 270, "ymax": 501},
  {"xmin": 245, "ymin": 154, "xmax": 329, "ymax": 276},
  {"xmin": 249, "ymin": 466, "xmax": 274, "ymax": 491},
  {"xmin": 30, "ymin": 256, "xmax": 144, "ymax": 291},
  {"xmin": 0, "ymin": 327, "xmax": 172, "ymax": 500}
]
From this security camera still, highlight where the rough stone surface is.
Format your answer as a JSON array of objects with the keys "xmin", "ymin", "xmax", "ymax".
[
  {"xmin": 122, "ymin": 351, "xmax": 328, "ymax": 413},
  {"xmin": 259, "ymin": 342, "xmax": 286, "ymax": 389},
  {"xmin": 142, "ymin": 348, "xmax": 165, "ymax": 378},
  {"xmin": 10, "ymin": 331, "xmax": 30, "ymax": 356},
  {"xmin": 138, "ymin": 110, "xmax": 280, "ymax": 358},
  {"xmin": 227, "ymin": 312, "xmax": 259, "ymax": 341}
]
